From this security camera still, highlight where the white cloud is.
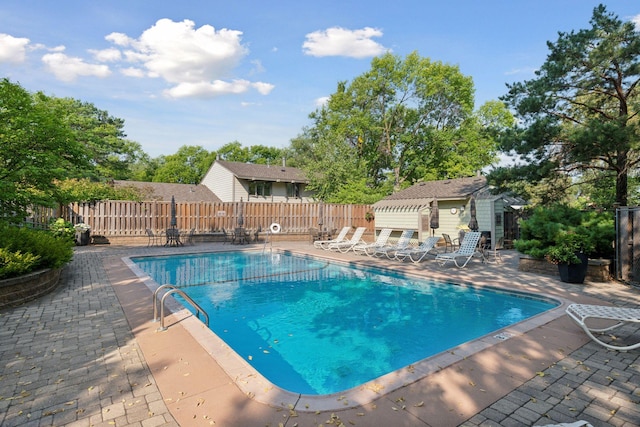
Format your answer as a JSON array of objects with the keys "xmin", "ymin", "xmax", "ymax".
[
  {"xmin": 249, "ymin": 59, "xmax": 265, "ymax": 74},
  {"xmin": 504, "ymin": 67, "xmax": 537, "ymax": 76},
  {"xmin": 164, "ymin": 79, "xmax": 275, "ymax": 98},
  {"xmin": 302, "ymin": 27, "xmax": 387, "ymax": 58},
  {"xmin": 90, "ymin": 47, "xmax": 122, "ymax": 62},
  {"xmin": 121, "ymin": 67, "xmax": 145, "ymax": 78},
  {"xmin": 105, "ymin": 32, "xmax": 132, "ymax": 47},
  {"xmin": 41, "ymin": 51, "xmax": 111, "ymax": 82},
  {"xmin": 315, "ymin": 96, "xmax": 329, "ymax": 107},
  {"xmin": 632, "ymin": 14, "xmax": 640, "ymax": 30},
  {"xmin": 105, "ymin": 18, "xmax": 271, "ymax": 98},
  {"xmin": 252, "ymin": 81, "xmax": 274, "ymax": 95},
  {"xmin": 164, "ymin": 79, "xmax": 249, "ymax": 98},
  {"xmin": 0, "ymin": 33, "xmax": 30, "ymax": 63},
  {"xmin": 1, "ymin": 18, "xmax": 272, "ymax": 96}
]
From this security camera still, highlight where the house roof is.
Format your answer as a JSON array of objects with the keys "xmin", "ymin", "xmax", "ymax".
[
  {"xmin": 373, "ymin": 176, "xmax": 487, "ymax": 210},
  {"xmin": 215, "ymin": 160, "xmax": 309, "ymax": 183},
  {"xmin": 112, "ymin": 180, "xmax": 221, "ymax": 202},
  {"xmin": 474, "ymin": 186, "xmax": 528, "ymax": 208}
]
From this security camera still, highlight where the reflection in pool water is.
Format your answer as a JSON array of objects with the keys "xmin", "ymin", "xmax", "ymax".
[{"xmin": 132, "ymin": 251, "xmax": 558, "ymax": 395}]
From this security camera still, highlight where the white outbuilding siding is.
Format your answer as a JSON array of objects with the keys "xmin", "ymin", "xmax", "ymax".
[{"xmin": 372, "ymin": 176, "xmax": 524, "ymax": 250}]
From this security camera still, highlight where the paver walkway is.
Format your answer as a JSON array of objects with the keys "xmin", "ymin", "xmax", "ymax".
[
  {"xmin": 0, "ymin": 247, "xmax": 177, "ymax": 427},
  {"xmin": 0, "ymin": 243, "xmax": 638, "ymax": 427}
]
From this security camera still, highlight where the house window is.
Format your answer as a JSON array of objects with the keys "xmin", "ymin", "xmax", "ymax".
[
  {"xmin": 495, "ymin": 213, "xmax": 503, "ymax": 226},
  {"xmin": 286, "ymin": 183, "xmax": 300, "ymax": 198},
  {"xmin": 249, "ymin": 181, "xmax": 272, "ymax": 197}
]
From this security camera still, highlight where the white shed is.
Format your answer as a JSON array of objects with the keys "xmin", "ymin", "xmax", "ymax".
[{"xmin": 372, "ymin": 176, "xmax": 524, "ymax": 249}]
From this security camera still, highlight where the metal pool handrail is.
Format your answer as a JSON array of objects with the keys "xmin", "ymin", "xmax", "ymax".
[{"xmin": 152, "ymin": 284, "xmax": 209, "ymax": 331}]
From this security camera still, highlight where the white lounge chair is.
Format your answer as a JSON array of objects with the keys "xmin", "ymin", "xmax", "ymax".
[
  {"xmin": 314, "ymin": 226, "xmax": 351, "ymax": 250},
  {"xmin": 372, "ymin": 230, "xmax": 415, "ymax": 259},
  {"xmin": 394, "ymin": 236, "xmax": 441, "ymax": 263},
  {"xmin": 328, "ymin": 227, "xmax": 367, "ymax": 253},
  {"xmin": 566, "ymin": 303, "xmax": 640, "ymax": 351},
  {"xmin": 352, "ymin": 228, "xmax": 393, "ymax": 256},
  {"xmin": 435, "ymin": 231, "xmax": 482, "ymax": 268}
]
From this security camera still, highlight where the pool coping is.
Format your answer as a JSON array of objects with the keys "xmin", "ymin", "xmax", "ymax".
[{"xmin": 122, "ymin": 249, "xmax": 574, "ymax": 413}]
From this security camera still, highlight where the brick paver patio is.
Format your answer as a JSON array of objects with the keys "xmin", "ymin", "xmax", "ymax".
[{"xmin": 1, "ymin": 243, "xmax": 638, "ymax": 426}]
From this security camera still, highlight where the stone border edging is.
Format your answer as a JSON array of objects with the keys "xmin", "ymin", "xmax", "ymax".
[{"xmin": 0, "ymin": 268, "xmax": 62, "ymax": 308}]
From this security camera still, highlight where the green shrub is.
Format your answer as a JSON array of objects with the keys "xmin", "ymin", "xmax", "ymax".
[
  {"xmin": 48, "ymin": 217, "xmax": 75, "ymax": 241},
  {"xmin": 0, "ymin": 248, "xmax": 41, "ymax": 279},
  {"xmin": 0, "ymin": 224, "xmax": 74, "ymax": 279},
  {"xmin": 515, "ymin": 204, "xmax": 615, "ymax": 260},
  {"xmin": 545, "ymin": 229, "xmax": 595, "ymax": 265}
]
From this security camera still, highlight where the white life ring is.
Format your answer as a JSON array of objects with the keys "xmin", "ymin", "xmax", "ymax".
[{"xmin": 269, "ymin": 223, "xmax": 281, "ymax": 234}]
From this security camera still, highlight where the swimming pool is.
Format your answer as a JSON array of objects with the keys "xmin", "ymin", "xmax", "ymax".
[{"xmin": 130, "ymin": 251, "xmax": 559, "ymax": 396}]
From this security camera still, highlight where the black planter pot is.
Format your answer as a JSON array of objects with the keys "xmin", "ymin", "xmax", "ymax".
[{"xmin": 558, "ymin": 252, "xmax": 588, "ymax": 284}]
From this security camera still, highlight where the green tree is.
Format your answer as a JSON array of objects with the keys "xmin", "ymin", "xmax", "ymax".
[
  {"xmin": 0, "ymin": 79, "xmax": 88, "ymax": 219},
  {"xmin": 247, "ymin": 145, "xmax": 288, "ymax": 165},
  {"xmin": 302, "ymin": 51, "xmax": 500, "ymax": 200},
  {"xmin": 53, "ymin": 178, "xmax": 146, "ymax": 203},
  {"xmin": 129, "ymin": 152, "xmax": 161, "ymax": 182},
  {"xmin": 214, "ymin": 141, "xmax": 287, "ymax": 165},
  {"xmin": 493, "ymin": 5, "xmax": 640, "ymax": 207},
  {"xmin": 152, "ymin": 145, "xmax": 216, "ymax": 184},
  {"xmin": 43, "ymin": 97, "xmax": 145, "ymax": 180},
  {"xmin": 215, "ymin": 141, "xmax": 250, "ymax": 162},
  {"xmin": 288, "ymin": 126, "xmax": 367, "ymax": 201}
]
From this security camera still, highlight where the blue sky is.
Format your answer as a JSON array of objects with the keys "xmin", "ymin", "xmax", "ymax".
[{"xmin": 1, "ymin": 1, "xmax": 639, "ymax": 158}]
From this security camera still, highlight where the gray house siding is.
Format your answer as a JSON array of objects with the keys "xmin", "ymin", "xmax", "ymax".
[{"xmin": 201, "ymin": 160, "xmax": 314, "ymax": 203}]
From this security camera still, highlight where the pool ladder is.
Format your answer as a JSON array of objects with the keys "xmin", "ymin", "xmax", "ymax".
[{"xmin": 152, "ymin": 284, "xmax": 209, "ymax": 331}]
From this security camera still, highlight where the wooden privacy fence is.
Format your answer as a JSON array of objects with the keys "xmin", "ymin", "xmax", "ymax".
[
  {"xmin": 54, "ymin": 201, "xmax": 374, "ymax": 236},
  {"xmin": 615, "ymin": 206, "xmax": 640, "ymax": 282}
]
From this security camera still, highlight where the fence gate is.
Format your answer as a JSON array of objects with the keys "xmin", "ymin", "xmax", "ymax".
[{"xmin": 615, "ymin": 207, "xmax": 640, "ymax": 282}]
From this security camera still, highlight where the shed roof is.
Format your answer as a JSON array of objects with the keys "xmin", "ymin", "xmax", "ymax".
[
  {"xmin": 112, "ymin": 180, "xmax": 220, "ymax": 202},
  {"xmin": 373, "ymin": 176, "xmax": 487, "ymax": 210},
  {"xmin": 216, "ymin": 160, "xmax": 309, "ymax": 183}
]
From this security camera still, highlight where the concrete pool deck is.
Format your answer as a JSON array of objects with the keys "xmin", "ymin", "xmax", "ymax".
[{"xmin": 1, "ymin": 241, "xmax": 639, "ymax": 426}]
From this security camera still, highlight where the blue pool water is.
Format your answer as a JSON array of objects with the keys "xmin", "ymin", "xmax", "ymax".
[{"xmin": 132, "ymin": 251, "xmax": 558, "ymax": 395}]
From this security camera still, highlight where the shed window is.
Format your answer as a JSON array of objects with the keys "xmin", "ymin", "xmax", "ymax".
[
  {"xmin": 286, "ymin": 183, "xmax": 300, "ymax": 198},
  {"xmin": 249, "ymin": 181, "xmax": 272, "ymax": 197}
]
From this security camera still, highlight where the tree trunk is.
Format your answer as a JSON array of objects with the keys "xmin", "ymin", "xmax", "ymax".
[{"xmin": 616, "ymin": 150, "xmax": 628, "ymax": 206}]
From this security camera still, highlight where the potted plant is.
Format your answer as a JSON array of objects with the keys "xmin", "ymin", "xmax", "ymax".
[
  {"xmin": 546, "ymin": 230, "xmax": 594, "ymax": 284},
  {"xmin": 365, "ymin": 211, "xmax": 375, "ymax": 222}
]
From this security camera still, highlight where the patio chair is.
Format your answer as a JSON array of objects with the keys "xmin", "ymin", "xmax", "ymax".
[
  {"xmin": 394, "ymin": 236, "xmax": 441, "ymax": 263},
  {"xmin": 221, "ymin": 227, "xmax": 233, "ymax": 244},
  {"xmin": 253, "ymin": 225, "xmax": 262, "ymax": 243},
  {"xmin": 184, "ymin": 227, "xmax": 196, "ymax": 245},
  {"xmin": 308, "ymin": 227, "xmax": 321, "ymax": 244},
  {"xmin": 483, "ymin": 236, "xmax": 504, "ymax": 264},
  {"xmin": 442, "ymin": 233, "xmax": 459, "ymax": 252},
  {"xmin": 314, "ymin": 226, "xmax": 351, "ymax": 250},
  {"xmin": 435, "ymin": 231, "xmax": 482, "ymax": 268},
  {"xmin": 145, "ymin": 228, "xmax": 160, "ymax": 247},
  {"xmin": 565, "ymin": 303, "xmax": 640, "ymax": 351},
  {"xmin": 352, "ymin": 228, "xmax": 393, "ymax": 256},
  {"xmin": 372, "ymin": 229, "xmax": 415, "ymax": 259},
  {"xmin": 327, "ymin": 227, "xmax": 367, "ymax": 253}
]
